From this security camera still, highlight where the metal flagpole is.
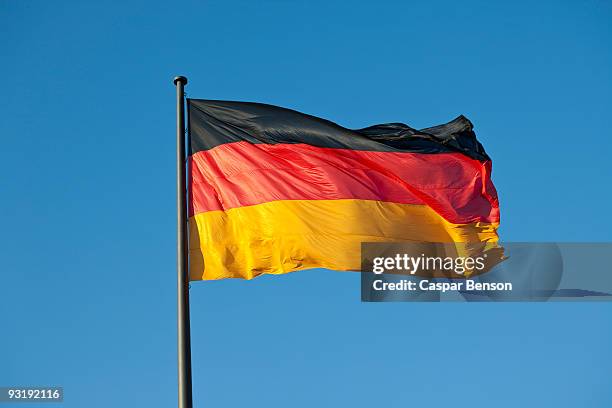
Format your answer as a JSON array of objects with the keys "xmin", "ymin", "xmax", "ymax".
[{"xmin": 173, "ymin": 75, "xmax": 193, "ymax": 408}]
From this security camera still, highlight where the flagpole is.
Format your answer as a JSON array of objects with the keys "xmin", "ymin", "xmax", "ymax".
[{"xmin": 174, "ymin": 75, "xmax": 193, "ymax": 408}]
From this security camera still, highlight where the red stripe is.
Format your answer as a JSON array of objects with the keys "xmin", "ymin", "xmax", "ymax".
[{"xmin": 188, "ymin": 142, "xmax": 500, "ymax": 224}]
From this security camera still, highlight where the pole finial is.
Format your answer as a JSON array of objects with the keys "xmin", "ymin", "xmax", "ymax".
[{"xmin": 173, "ymin": 76, "xmax": 188, "ymax": 85}]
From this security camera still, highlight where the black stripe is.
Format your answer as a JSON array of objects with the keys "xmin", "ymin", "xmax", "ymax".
[{"xmin": 187, "ymin": 99, "xmax": 491, "ymax": 161}]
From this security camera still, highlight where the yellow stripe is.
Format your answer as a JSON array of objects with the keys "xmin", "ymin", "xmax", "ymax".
[{"xmin": 189, "ymin": 199, "xmax": 499, "ymax": 280}]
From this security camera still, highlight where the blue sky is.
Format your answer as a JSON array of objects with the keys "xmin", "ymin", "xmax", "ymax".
[{"xmin": 2, "ymin": 0, "xmax": 611, "ymax": 407}]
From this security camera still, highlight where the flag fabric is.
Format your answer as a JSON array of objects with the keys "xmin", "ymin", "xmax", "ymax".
[{"xmin": 187, "ymin": 100, "xmax": 500, "ymax": 280}]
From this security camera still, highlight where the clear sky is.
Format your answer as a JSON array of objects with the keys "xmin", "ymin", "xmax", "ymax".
[{"xmin": 2, "ymin": 0, "xmax": 611, "ymax": 407}]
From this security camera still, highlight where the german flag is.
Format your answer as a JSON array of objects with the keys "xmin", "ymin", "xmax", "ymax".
[{"xmin": 187, "ymin": 100, "xmax": 500, "ymax": 280}]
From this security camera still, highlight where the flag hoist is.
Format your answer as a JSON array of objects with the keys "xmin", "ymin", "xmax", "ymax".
[{"xmin": 172, "ymin": 76, "xmax": 500, "ymax": 408}]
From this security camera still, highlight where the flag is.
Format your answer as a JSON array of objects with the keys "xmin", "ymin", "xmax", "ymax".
[{"xmin": 187, "ymin": 100, "xmax": 500, "ymax": 280}]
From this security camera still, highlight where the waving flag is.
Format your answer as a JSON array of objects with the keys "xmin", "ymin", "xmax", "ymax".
[{"xmin": 187, "ymin": 100, "xmax": 500, "ymax": 280}]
